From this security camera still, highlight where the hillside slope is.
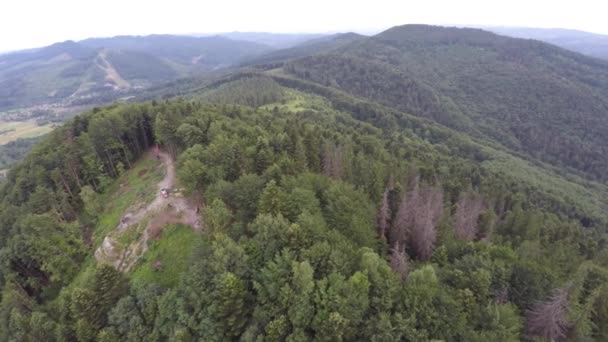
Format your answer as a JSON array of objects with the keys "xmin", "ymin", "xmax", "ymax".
[
  {"xmin": 1, "ymin": 84, "xmax": 608, "ymax": 341},
  {"xmin": 80, "ymin": 34, "xmax": 271, "ymax": 67},
  {"xmin": 279, "ymin": 25, "xmax": 608, "ymax": 182}
]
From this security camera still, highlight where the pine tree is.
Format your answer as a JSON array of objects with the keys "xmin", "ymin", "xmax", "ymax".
[
  {"xmin": 204, "ymin": 199, "xmax": 233, "ymax": 235},
  {"xmin": 376, "ymin": 189, "xmax": 390, "ymax": 240},
  {"xmin": 71, "ymin": 265, "xmax": 128, "ymax": 331},
  {"xmin": 80, "ymin": 185, "xmax": 102, "ymax": 218},
  {"xmin": 210, "ymin": 272, "xmax": 249, "ymax": 339},
  {"xmin": 258, "ymin": 180, "xmax": 286, "ymax": 216},
  {"xmin": 288, "ymin": 261, "xmax": 315, "ymax": 333},
  {"xmin": 293, "ymin": 136, "xmax": 309, "ymax": 172},
  {"xmin": 303, "ymin": 129, "xmax": 322, "ymax": 172}
]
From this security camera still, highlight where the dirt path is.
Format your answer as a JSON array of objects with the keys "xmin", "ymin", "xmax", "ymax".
[
  {"xmin": 95, "ymin": 150, "xmax": 201, "ymax": 271},
  {"xmin": 116, "ymin": 151, "xmax": 181, "ymax": 233}
]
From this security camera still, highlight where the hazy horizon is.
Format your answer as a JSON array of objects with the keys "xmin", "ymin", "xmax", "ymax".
[{"xmin": 2, "ymin": 0, "xmax": 608, "ymax": 53}]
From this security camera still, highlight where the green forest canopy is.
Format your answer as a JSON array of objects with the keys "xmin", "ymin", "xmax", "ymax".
[{"xmin": 0, "ymin": 92, "xmax": 606, "ymax": 341}]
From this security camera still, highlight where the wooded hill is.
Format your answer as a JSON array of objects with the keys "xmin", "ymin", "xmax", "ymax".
[
  {"xmin": 0, "ymin": 35, "xmax": 271, "ymax": 110},
  {"xmin": 268, "ymin": 25, "xmax": 608, "ymax": 184},
  {"xmin": 1, "ymin": 25, "xmax": 608, "ymax": 341}
]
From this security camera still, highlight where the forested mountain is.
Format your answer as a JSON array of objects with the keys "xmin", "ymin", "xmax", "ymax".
[
  {"xmin": 486, "ymin": 27, "xmax": 608, "ymax": 60},
  {"xmin": 0, "ymin": 35, "xmax": 271, "ymax": 110},
  {"xmin": 280, "ymin": 25, "xmax": 608, "ymax": 182},
  {"xmin": 1, "ymin": 24, "xmax": 608, "ymax": 341}
]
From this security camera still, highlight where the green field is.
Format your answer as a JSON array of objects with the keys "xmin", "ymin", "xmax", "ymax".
[
  {"xmin": 259, "ymin": 89, "xmax": 328, "ymax": 112},
  {"xmin": 0, "ymin": 120, "xmax": 54, "ymax": 144},
  {"xmin": 130, "ymin": 224, "xmax": 199, "ymax": 289}
]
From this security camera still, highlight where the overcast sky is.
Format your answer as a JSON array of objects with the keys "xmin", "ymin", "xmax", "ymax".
[{"xmin": 1, "ymin": 0, "xmax": 607, "ymax": 52}]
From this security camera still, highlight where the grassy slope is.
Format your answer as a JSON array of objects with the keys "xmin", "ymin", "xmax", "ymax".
[
  {"xmin": 93, "ymin": 155, "xmax": 163, "ymax": 246},
  {"xmin": 130, "ymin": 224, "xmax": 199, "ymax": 289},
  {"xmin": 259, "ymin": 89, "xmax": 331, "ymax": 113}
]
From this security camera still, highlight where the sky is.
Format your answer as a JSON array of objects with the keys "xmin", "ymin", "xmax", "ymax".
[{"xmin": 1, "ymin": 0, "xmax": 607, "ymax": 52}]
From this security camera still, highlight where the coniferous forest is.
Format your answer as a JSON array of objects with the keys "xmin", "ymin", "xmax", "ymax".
[{"xmin": 1, "ymin": 25, "xmax": 608, "ymax": 342}]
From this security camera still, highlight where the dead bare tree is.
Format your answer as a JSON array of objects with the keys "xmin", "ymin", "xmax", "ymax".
[
  {"xmin": 526, "ymin": 287, "xmax": 571, "ymax": 342},
  {"xmin": 322, "ymin": 143, "xmax": 344, "ymax": 180},
  {"xmin": 390, "ymin": 182, "xmax": 443, "ymax": 261},
  {"xmin": 322, "ymin": 144, "xmax": 332, "ymax": 178},
  {"xmin": 390, "ymin": 241, "xmax": 409, "ymax": 281},
  {"xmin": 391, "ymin": 182, "xmax": 419, "ymax": 246},
  {"xmin": 410, "ymin": 186, "xmax": 443, "ymax": 261},
  {"xmin": 453, "ymin": 192, "xmax": 486, "ymax": 241}
]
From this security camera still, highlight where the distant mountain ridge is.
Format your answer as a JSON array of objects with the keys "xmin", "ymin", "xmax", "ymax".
[
  {"xmin": 6, "ymin": 25, "xmax": 608, "ymax": 113},
  {"xmin": 0, "ymin": 34, "xmax": 273, "ymax": 110},
  {"xmin": 217, "ymin": 32, "xmax": 327, "ymax": 49},
  {"xmin": 480, "ymin": 26, "xmax": 608, "ymax": 60}
]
